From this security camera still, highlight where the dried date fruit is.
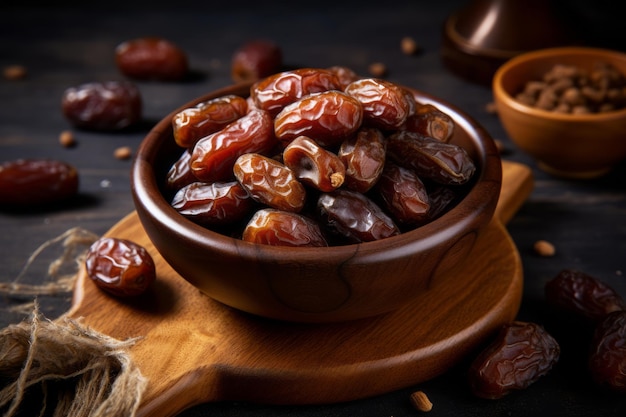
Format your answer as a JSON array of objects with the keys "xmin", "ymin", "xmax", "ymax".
[
  {"xmin": 165, "ymin": 150, "xmax": 196, "ymax": 192},
  {"xmin": 386, "ymin": 131, "xmax": 476, "ymax": 185},
  {"xmin": 115, "ymin": 37, "xmax": 189, "ymax": 81},
  {"xmin": 190, "ymin": 109, "xmax": 277, "ymax": 182},
  {"xmin": 375, "ymin": 162, "xmax": 430, "ymax": 226},
  {"xmin": 424, "ymin": 185, "xmax": 458, "ymax": 221},
  {"xmin": 317, "ymin": 189, "xmax": 400, "ymax": 243},
  {"xmin": 337, "ymin": 127, "xmax": 386, "ymax": 193},
  {"xmin": 250, "ymin": 68, "xmax": 342, "ymax": 116},
  {"xmin": 231, "ymin": 40, "xmax": 283, "ymax": 83},
  {"xmin": 171, "ymin": 181, "xmax": 254, "ymax": 226},
  {"xmin": 274, "ymin": 90, "xmax": 363, "ymax": 148},
  {"xmin": 468, "ymin": 321, "xmax": 560, "ymax": 399},
  {"xmin": 242, "ymin": 208, "xmax": 327, "ymax": 247},
  {"xmin": 545, "ymin": 269, "xmax": 626, "ymax": 321},
  {"xmin": 344, "ymin": 78, "xmax": 411, "ymax": 130},
  {"xmin": 172, "ymin": 95, "xmax": 248, "ymax": 148},
  {"xmin": 588, "ymin": 311, "xmax": 626, "ymax": 392},
  {"xmin": 0, "ymin": 159, "xmax": 79, "ymax": 207},
  {"xmin": 85, "ymin": 237, "xmax": 156, "ymax": 297},
  {"xmin": 62, "ymin": 81, "xmax": 142, "ymax": 131},
  {"xmin": 283, "ymin": 135, "xmax": 345, "ymax": 192},
  {"xmin": 403, "ymin": 103, "xmax": 455, "ymax": 142},
  {"xmin": 327, "ymin": 65, "xmax": 359, "ymax": 89},
  {"xmin": 233, "ymin": 153, "xmax": 306, "ymax": 213}
]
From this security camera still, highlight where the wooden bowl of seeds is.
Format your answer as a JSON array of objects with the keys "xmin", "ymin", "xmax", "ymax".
[{"xmin": 493, "ymin": 47, "xmax": 626, "ymax": 178}]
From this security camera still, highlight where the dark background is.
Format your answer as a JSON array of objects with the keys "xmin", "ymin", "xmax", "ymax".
[{"xmin": 1, "ymin": 1, "xmax": 625, "ymax": 416}]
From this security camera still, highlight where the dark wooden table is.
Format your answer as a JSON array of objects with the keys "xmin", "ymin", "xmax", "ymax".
[{"xmin": 1, "ymin": 1, "xmax": 625, "ymax": 416}]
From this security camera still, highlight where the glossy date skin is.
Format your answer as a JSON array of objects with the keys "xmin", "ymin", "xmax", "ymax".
[
  {"xmin": 468, "ymin": 321, "xmax": 560, "ymax": 399},
  {"xmin": 588, "ymin": 311, "xmax": 626, "ymax": 392},
  {"xmin": 338, "ymin": 127, "xmax": 386, "ymax": 193},
  {"xmin": 317, "ymin": 189, "xmax": 400, "ymax": 243},
  {"xmin": 283, "ymin": 135, "xmax": 346, "ymax": 192},
  {"xmin": 402, "ymin": 103, "xmax": 455, "ymax": 142},
  {"xmin": 274, "ymin": 90, "xmax": 363, "ymax": 147},
  {"xmin": 545, "ymin": 269, "xmax": 626, "ymax": 321},
  {"xmin": 233, "ymin": 153, "xmax": 306, "ymax": 213},
  {"xmin": 85, "ymin": 237, "xmax": 156, "ymax": 297},
  {"xmin": 0, "ymin": 159, "xmax": 79, "ymax": 207},
  {"xmin": 386, "ymin": 131, "xmax": 476, "ymax": 185},
  {"xmin": 172, "ymin": 95, "xmax": 248, "ymax": 148},
  {"xmin": 190, "ymin": 109, "xmax": 277, "ymax": 182},
  {"xmin": 171, "ymin": 181, "xmax": 254, "ymax": 226},
  {"xmin": 375, "ymin": 162, "xmax": 430, "ymax": 227},
  {"xmin": 344, "ymin": 78, "xmax": 412, "ymax": 130},
  {"xmin": 242, "ymin": 208, "xmax": 328, "ymax": 247},
  {"xmin": 115, "ymin": 37, "xmax": 189, "ymax": 81}
]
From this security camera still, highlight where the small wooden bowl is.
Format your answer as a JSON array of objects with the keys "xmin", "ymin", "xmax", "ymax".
[
  {"xmin": 493, "ymin": 47, "xmax": 626, "ymax": 178},
  {"xmin": 131, "ymin": 83, "xmax": 502, "ymax": 323}
]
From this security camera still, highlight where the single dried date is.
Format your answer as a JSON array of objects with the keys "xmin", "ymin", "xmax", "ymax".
[
  {"xmin": 468, "ymin": 321, "xmax": 560, "ymax": 399},
  {"xmin": 545, "ymin": 269, "xmax": 626, "ymax": 321},
  {"xmin": 274, "ymin": 90, "xmax": 363, "ymax": 148},
  {"xmin": 171, "ymin": 181, "xmax": 254, "ymax": 227},
  {"xmin": 190, "ymin": 109, "xmax": 277, "ymax": 183},
  {"xmin": 344, "ymin": 78, "xmax": 412, "ymax": 130},
  {"xmin": 231, "ymin": 40, "xmax": 283, "ymax": 83},
  {"xmin": 85, "ymin": 237, "xmax": 156, "ymax": 297},
  {"xmin": 283, "ymin": 135, "xmax": 345, "ymax": 192},
  {"xmin": 403, "ymin": 103, "xmax": 455, "ymax": 142},
  {"xmin": 242, "ymin": 208, "xmax": 328, "ymax": 247},
  {"xmin": 387, "ymin": 131, "xmax": 476, "ymax": 185},
  {"xmin": 317, "ymin": 189, "xmax": 400, "ymax": 243},
  {"xmin": 338, "ymin": 127, "xmax": 386, "ymax": 193},
  {"xmin": 62, "ymin": 81, "xmax": 142, "ymax": 131},
  {"xmin": 588, "ymin": 311, "xmax": 626, "ymax": 392},
  {"xmin": 0, "ymin": 159, "xmax": 79, "ymax": 207},
  {"xmin": 233, "ymin": 153, "xmax": 306, "ymax": 213},
  {"xmin": 172, "ymin": 95, "xmax": 248, "ymax": 148},
  {"xmin": 375, "ymin": 161, "xmax": 430, "ymax": 226},
  {"xmin": 115, "ymin": 37, "xmax": 189, "ymax": 81}
]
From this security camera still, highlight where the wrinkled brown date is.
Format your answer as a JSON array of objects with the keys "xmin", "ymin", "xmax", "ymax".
[
  {"xmin": 338, "ymin": 127, "xmax": 386, "ymax": 193},
  {"xmin": 172, "ymin": 95, "xmax": 248, "ymax": 148},
  {"xmin": 386, "ymin": 131, "xmax": 476, "ymax": 185},
  {"xmin": 190, "ymin": 109, "xmax": 277, "ymax": 182},
  {"xmin": 231, "ymin": 40, "xmax": 283, "ymax": 83},
  {"xmin": 62, "ymin": 81, "xmax": 142, "ymax": 130},
  {"xmin": 242, "ymin": 208, "xmax": 328, "ymax": 247},
  {"xmin": 375, "ymin": 162, "xmax": 430, "ymax": 226},
  {"xmin": 115, "ymin": 37, "xmax": 189, "ymax": 81},
  {"xmin": 171, "ymin": 181, "xmax": 253, "ymax": 226},
  {"xmin": 0, "ymin": 159, "xmax": 79, "ymax": 207},
  {"xmin": 468, "ymin": 321, "xmax": 560, "ymax": 399},
  {"xmin": 327, "ymin": 65, "xmax": 359, "ymax": 89},
  {"xmin": 283, "ymin": 135, "xmax": 345, "ymax": 192},
  {"xmin": 545, "ymin": 269, "xmax": 626, "ymax": 321},
  {"xmin": 250, "ymin": 67, "xmax": 342, "ymax": 116},
  {"xmin": 403, "ymin": 103, "xmax": 455, "ymax": 142},
  {"xmin": 165, "ymin": 150, "xmax": 196, "ymax": 192},
  {"xmin": 233, "ymin": 153, "xmax": 306, "ymax": 213},
  {"xmin": 85, "ymin": 237, "xmax": 156, "ymax": 297},
  {"xmin": 274, "ymin": 90, "xmax": 363, "ymax": 147},
  {"xmin": 344, "ymin": 78, "xmax": 412, "ymax": 130},
  {"xmin": 317, "ymin": 189, "xmax": 400, "ymax": 243},
  {"xmin": 588, "ymin": 311, "xmax": 626, "ymax": 392}
]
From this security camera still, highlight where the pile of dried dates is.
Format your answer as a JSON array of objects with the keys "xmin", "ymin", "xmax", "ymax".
[{"xmin": 164, "ymin": 67, "xmax": 477, "ymax": 247}]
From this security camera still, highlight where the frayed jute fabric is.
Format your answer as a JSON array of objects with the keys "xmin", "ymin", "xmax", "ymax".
[{"xmin": 0, "ymin": 228, "xmax": 148, "ymax": 417}]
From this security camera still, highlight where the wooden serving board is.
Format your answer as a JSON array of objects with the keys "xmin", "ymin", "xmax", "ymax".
[{"xmin": 65, "ymin": 160, "xmax": 533, "ymax": 417}]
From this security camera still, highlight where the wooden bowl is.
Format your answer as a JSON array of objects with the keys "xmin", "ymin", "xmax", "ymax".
[
  {"xmin": 131, "ymin": 83, "xmax": 502, "ymax": 323},
  {"xmin": 493, "ymin": 47, "xmax": 626, "ymax": 178}
]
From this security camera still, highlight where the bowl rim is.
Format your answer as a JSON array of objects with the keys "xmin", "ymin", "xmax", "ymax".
[
  {"xmin": 131, "ymin": 82, "xmax": 502, "ymax": 261},
  {"xmin": 493, "ymin": 46, "xmax": 626, "ymax": 122}
]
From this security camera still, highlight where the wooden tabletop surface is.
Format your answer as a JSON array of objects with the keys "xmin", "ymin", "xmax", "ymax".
[{"xmin": 1, "ymin": 1, "xmax": 625, "ymax": 416}]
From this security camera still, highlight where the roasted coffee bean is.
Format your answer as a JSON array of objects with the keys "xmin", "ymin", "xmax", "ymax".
[
  {"xmin": 62, "ymin": 81, "xmax": 142, "ymax": 131},
  {"xmin": 85, "ymin": 237, "xmax": 156, "ymax": 297},
  {"xmin": 274, "ymin": 90, "xmax": 363, "ymax": 148},
  {"xmin": 233, "ymin": 153, "xmax": 306, "ymax": 212},
  {"xmin": 588, "ymin": 311, "xmax": 626, "ymax": 392},
  {"xmin": 171, "ymin": 181, "xmax": 254, "ymax": 226},
  {"xmin": 115, "ymin": 37, "xmax": 189, "ymax": 81},
  {"xmin": 242, "ymin": 208, "xmax": 328, "ymax": 247},
  {"xmin": 172, "ymin": 95, "xmax": 248, "ymax": 148},
  {"xmin": 190, "ymin": 109, "xmax": 276, "ymax": 182},
  {"xmin": 0, "ymin": 159, "xmax": 79, "ymax": 207},
  {"xmin": 387, "ymin": 131, "xmax": 475, "ymax": 185},
  {"xmin": 468, "ymin": 321, "xmax": 560, "ymax": 399},
  {"xmin": 317, "ymin": 189, "xmax": 400, "ymax": 243},
  {"xmin": 545, "ymin": 269, "xmax": 626, "ymax": 321},
  {"xmin": 283, "ymin": 135, "xmax": 345, "ymax": 192}
]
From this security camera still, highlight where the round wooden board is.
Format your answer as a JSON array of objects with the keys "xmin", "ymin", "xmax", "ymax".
[{"xmin": 66, "ymin": 161, "xmax": 532, "ymax": 417}]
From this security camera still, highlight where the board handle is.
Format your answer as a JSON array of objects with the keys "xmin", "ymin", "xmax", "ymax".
[{"xmin": 495, "ymin": 160, "xmax": 534, "ymax": 225}]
